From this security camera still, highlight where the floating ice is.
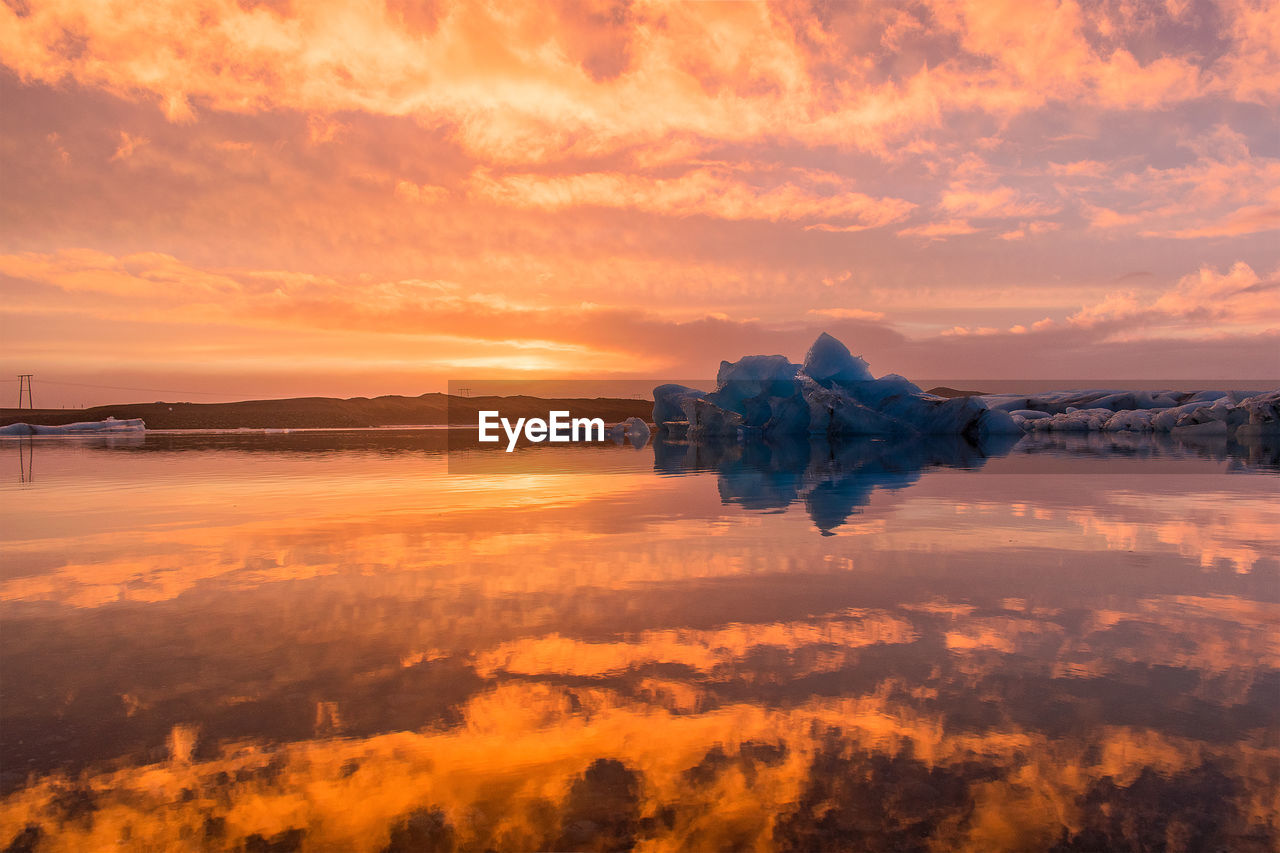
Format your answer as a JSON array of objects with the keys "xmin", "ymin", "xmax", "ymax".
[
  {"xmin": 1236, "ymin": 389, "xmax": 1280, "ymax": 436},
  {"xmin": 623, "ymin": 416, "xmax": 651, "ymax": 446},
  {"xmin": 802, "ymin": 332, "xmax": 873, "ymax": 385},
  {"xmin": 994, "ymin": 387, "xmax": 1279, "ymax": 436},
  {"xmin": 654, "ymin": 333, "xmax": 1279, "ymax": 440},
  {"xmin": 652, "ymin": 384, "xmax": 706, "ymax": 425},
  {"xmin": 654, "ymin": 333, "xmax": 1016, "ymax": 440},
  {"xmin": 704, "ymin": 354, "xmax": 800, "ymax": 418},
  {"xmin": 608, "ymin": 416, "xmax": 652, "ymax": 448},
  {"xmin": 0, "ymin": 417, "xmax": 146, "ymax": 437}
]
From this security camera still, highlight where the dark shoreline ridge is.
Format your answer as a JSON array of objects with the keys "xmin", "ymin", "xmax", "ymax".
[{"xmin": 0, "ymin": 394, "xmax": 654, "ymax": 431}]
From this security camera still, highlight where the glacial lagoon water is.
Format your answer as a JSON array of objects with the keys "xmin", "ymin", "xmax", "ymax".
[{"xmin": 1, "ymin": 431, "xmax": 1277, "ymax": 851}]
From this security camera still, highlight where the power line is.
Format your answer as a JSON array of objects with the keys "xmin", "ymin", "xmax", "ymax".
[{"xmin": 0, "ymin": 379, "xmax": 237, "ymax": 397}]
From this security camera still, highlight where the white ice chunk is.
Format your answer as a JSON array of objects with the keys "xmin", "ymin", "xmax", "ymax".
[
  {"xmin": 0, "ymin": 417, "xmax": 146, "ymax": 436},
  {"xmin": 1172, "ymin": 420, "xmax": 1230, "ymax": 436},
  {"xmin": 623, "ymin": 416, "xmax": 650, "ymax": 447},
  {"xmin": 1235, "ymin": 389, "xmax": 1280, "ymax": 435},
  {"xmin": 1023, "ymin": 408, "xmax": 1114, "ymax": 432},
  {"xmin": 1151, "ymin": 402, "xmax": 1205, "ymax": 431},
  {"xmin": 1103, "ymin": 410, "xmax": 1156, "ymax": 431}
]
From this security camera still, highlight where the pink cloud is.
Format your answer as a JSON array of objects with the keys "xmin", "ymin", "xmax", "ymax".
[
  {"xmin": 896, "ymin": 219, "xmax": 979, "ymax": 238},
  {"xmin": 808, "ymin": 308, "xmax": 887, "ymax": 321}
]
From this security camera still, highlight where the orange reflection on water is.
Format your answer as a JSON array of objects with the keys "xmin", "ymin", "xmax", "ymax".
[
  {"xmin": 474, "ymin": 610, "xmax": 918, "ymax": 680},
  {"xmin": 2, "ymin": 681, "xmax": 1277, "ymax": 852},
  {"xmin": 1, "ymin": 436, "xmax": 1278, "ymax": 851},
  {"xmin": 5, "ymin": 451, "xmax": 1279, "ymax": 611}
]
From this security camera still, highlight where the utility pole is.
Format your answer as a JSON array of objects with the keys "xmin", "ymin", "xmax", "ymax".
[
  {"xmin": 19, "ymin": 438, "xmax": 33, "ymax": 484},
  {"xmin": 17, "ymin": 375, "xmax": 33, "ymax": 409}
]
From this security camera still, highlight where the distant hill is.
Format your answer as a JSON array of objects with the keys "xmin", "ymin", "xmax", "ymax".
[
  {"xmin": 0, "ymin": 393, "xmax": 653, "ymax": 430},
  {"xmin": 925, "ymin": 386, "xmax": 987, "ymax": 398}
]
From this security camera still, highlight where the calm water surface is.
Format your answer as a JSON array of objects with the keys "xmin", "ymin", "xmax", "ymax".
[{"xmin": 1, "ymin": 432, "xmax": 1278, "ymax": 852}]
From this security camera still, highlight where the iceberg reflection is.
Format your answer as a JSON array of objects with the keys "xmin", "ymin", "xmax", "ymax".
[
  {"xmin": 658, "ymin": 431, "xmax": 1279, "ymax": 535},
  {"xmin": 656, "ymin": 433, "xmax": 1022, "ymax": 533}
]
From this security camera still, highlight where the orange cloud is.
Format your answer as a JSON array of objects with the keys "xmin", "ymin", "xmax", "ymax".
[
  {"xmin": 109, "ymin": 130, "xmax": 147, "ymax": 161},
  {"xmin": 939, "ymin": 185, "xmax": 1059, "ymax": 220},
  {"xmin": 469, "ymin": 167, "xmax": 915, "ymax": 226},
  {"xmin": 1064, "ymin": 261, "xmax": 1280, "ymax": 338},
  {"xmin": 1, "ymin": 0, "xmax": 1269, "ymax": 166},
  {"xmin": 5, "ymin": 245, "xmax": 1279, "ymax": 394},
  {"xmin": 1073, "ymin": 126, "xmax": 1280, "ymax": 238},
  {"xmin": 1161, "ymin": 204, "xmax": 1280, "ymax": 238},
  {"xmin": 3, "ymin": 2, "xmax": 1279, "ymax": 390},
  {"xmin": 1049, "ymin": 160, "xmax": 1110, "ymax": 177}
]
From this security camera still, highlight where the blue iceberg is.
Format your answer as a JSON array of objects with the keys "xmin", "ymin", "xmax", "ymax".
[{"xmin": 654, "ymin": 333, "xmax": 1019, "ymax": 440}]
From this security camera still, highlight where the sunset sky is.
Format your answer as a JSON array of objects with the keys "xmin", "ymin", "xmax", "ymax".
[{"xmin": 2, "ymin": 0, "xmax": 1278, "ymax": 405}]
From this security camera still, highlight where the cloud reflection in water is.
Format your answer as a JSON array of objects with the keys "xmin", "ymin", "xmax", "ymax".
[{"xmin": 0, "ymin": 433, "xmax": 1277, "ymax": 851}]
